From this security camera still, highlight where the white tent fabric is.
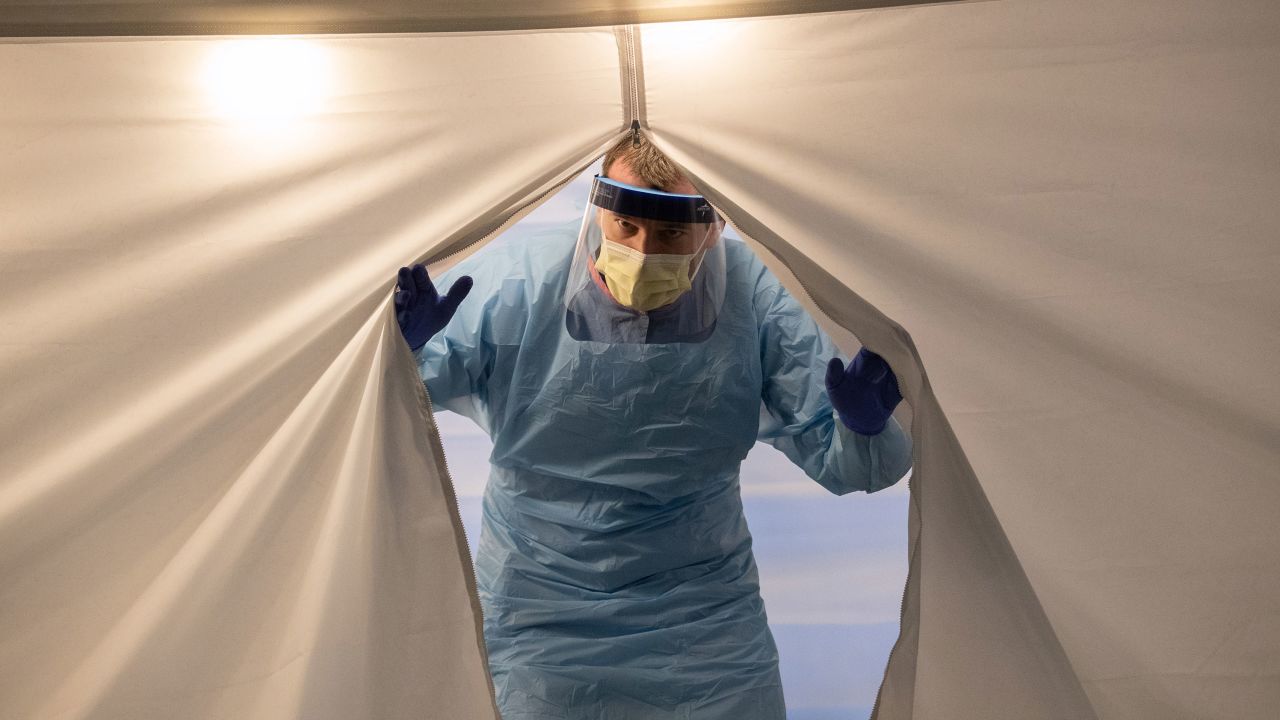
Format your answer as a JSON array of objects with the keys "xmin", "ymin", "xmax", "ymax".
[
  {"xmin": 0, "ymin": 30, "xmax": 623, "ymax": 720},
  {"xmin": 644, "ymin": 4, "xmax": 1280, "ymax": 718},
  {"xmin": 2, "ymin": 2, "xmax": 1278, "ymax": 719}
]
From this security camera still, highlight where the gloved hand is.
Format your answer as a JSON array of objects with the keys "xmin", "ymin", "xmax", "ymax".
[
  {"xmin": 826, "ymin": 348, "xmax": 903, "ymax": 436},
  {"xmin": 394, "ymin": 264, "xmax": 473, "ymax": 351}
]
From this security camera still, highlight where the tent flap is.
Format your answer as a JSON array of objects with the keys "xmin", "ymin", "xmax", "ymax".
[
  {"xmin": 0, "ymin": 29, "xmax": 621, "ymax": 720},
  {"xmin": 643, "ymin": 1, "xmax": 1280, "ymax": 717}
]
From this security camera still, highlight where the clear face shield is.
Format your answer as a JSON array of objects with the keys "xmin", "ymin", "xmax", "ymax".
[{"xmin": 564, "ymin": 176, "xmax": 726, "ymax": 344}]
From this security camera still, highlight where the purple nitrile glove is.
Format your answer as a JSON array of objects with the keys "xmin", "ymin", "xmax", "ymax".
[
  {"xmin": 394, "ymin": 263, "xmax": 472, "ymax": 351},
  {"xmin": 825, "ymin": 347, "xmax": 903, "ymax": 435}
]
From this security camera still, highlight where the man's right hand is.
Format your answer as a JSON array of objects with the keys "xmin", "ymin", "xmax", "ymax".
[{"xmin": 394, "ymin": 264, "xmax": 473, "ymax": 351}]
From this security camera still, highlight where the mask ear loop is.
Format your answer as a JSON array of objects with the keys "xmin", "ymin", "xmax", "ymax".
[{"xmin": 686, "ymin": 224, "xmax": 718, "ymax": 281}]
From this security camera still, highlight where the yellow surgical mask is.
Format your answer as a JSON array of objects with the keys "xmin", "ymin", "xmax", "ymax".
[{"xmin": 595, "ymin": 239, "xmax": 695, "ymax": 311}]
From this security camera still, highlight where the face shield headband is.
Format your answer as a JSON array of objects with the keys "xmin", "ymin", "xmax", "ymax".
[{"xmin": 588, "ymin": 176, "xmax": 719, "ymax": 226}]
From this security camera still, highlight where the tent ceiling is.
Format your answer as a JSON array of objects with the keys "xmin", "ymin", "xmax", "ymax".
[{"xmin": 0, "ymin": 0, "xmax": 957, "ymax": 37}]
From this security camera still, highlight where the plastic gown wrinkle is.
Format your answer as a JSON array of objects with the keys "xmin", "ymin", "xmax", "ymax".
[
  {"xmin": 415, "ymin": 223, "xmax": 911, "ymax": 717},
  {"xmin": 757, "ymin": 278, "xmax": 911, "ymax": 495}
]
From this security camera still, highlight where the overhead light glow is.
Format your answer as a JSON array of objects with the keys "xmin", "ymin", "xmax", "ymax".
[
  {"xmin": 642, "ymin": 19, "xmax": 737, "ymax": 59},
  {"xmin": 203, "ymin": 38, "xmax": 330, "ymax": 127}
]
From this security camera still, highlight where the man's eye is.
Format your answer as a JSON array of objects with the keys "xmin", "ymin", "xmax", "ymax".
[
  {"xmin": 662, "ymin": 228, "xmax": 688, "ymax": 240},
  {"xmin": 615, "ymin": 219, "xmax": 637, "ymax": 232}
]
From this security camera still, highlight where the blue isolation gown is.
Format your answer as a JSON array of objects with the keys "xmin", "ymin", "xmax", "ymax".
[{"xmin": 416, "ymin": 223, "xmax": 913, "ymax": 719}]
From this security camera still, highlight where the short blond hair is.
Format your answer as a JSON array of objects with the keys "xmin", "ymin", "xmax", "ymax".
[{"xmin": 601, "ymin": 134, "xmax": 687, "ymax": 191}]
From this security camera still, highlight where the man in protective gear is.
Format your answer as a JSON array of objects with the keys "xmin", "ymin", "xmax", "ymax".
[{"xmin": 393, "ymin": 135, "xmax": 912, "ymax": 719}]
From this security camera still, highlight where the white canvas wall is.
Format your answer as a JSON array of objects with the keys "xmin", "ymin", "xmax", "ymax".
[
  {"xmin": 0, "ymin": 29, "xmax": 622, "ymax": 720},
  {"xmin": 643, "ymin": 3, "xmax": 1280, "ymax": 717},
  {"xmin": 2, "ymin": 2, "xmax": 1278, "ymax": 718}
]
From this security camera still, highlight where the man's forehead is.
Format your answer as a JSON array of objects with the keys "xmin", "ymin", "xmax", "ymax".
[{"xmin": 606, "ymin": 159, "xmax": 698, "ymax": 195}]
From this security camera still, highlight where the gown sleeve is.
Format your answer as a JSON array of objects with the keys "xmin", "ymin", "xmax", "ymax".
[
  {"xmin": 412, "ymin": 224, "xmax": 576, "ymax": 434},
  {"xmin": 412, "ymin": 255, "xmax": 497, "ymax": 430},
  {"xmin": 755, "ymin": 267, "xmax": 913, "ymax": 495}
]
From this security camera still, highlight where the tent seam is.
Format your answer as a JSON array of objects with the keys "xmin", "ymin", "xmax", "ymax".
[{"xmin": 614, "ymin": 25, "xmax": 647, "ymax": 131}]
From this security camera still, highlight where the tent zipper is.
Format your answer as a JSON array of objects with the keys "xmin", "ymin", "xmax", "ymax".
[
  {"xmin": 868, "ymin": 477, "xmax": 917, "ymax": 720},
  {"xmin": 616, "ymin": 25, "xmax": 646, "ymax": 133},
  {"xmin": 414, "ymin": 379, "xmax": 500, "ymax": 715},
  {"xmin": 412, "ymin": 157, "xmax": 606, "ymax": 716},
  {"xmin": 424, "ymin": 164, "xmax": 593, "ymax": 270},
  {"xmin": 714, "ymin": 206, "xmax": 916, "ymax": 720}
]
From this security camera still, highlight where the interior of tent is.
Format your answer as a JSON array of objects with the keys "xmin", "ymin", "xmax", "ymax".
[{"xmin": 2, "ymin": 2, "xmax": 1277, "ymax": 719}]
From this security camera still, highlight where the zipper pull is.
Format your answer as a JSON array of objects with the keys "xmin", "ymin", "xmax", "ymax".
[{"xmin": 630, "ymin": 119, "xmax": 642, "ymax": 147}]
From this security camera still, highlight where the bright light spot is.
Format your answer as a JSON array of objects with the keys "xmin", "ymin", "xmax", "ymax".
[
  {"xmin": 642, "ymin": 19, "xmax": 737, "ymax": 59},
  {"xmin": 203, "ymin": 38, "xmax": 330, "ymax": 128}
]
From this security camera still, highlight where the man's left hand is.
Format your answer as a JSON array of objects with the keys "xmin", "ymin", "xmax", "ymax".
[{"xmin": 826, "ymin": 348, "xmax": 903, "ymax": 436}]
